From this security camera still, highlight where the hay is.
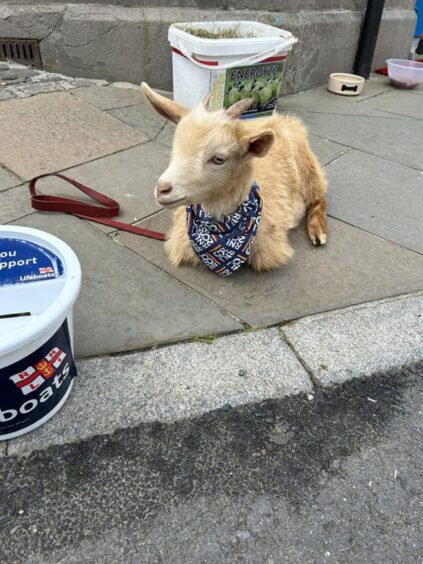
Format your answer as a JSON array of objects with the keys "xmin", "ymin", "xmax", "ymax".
[{"xmin": 178, "ymin": 25, "xmax": 255, "ymax": 39}]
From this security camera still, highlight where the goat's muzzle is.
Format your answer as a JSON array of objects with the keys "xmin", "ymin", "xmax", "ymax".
[{"xmin": 155, "ymin": 181, "xmax": 185, "ymax": 207}]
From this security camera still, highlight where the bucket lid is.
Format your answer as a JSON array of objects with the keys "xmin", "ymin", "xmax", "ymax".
[
  {"xmin": 169, "ymin": 21, "xmax": 295, "ymax": 44},
  {"xmin": 0, "ymin": 226, "xmax": 81, "ymax": 360},
  {"xmin": 168, "ymin": 21, "xmax": 296, "ymax": 57}
]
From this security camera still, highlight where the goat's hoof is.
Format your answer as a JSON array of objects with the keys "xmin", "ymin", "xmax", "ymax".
[{"xmin": 311, "ymin": 233, "xmax": 327, "ymax": 246}]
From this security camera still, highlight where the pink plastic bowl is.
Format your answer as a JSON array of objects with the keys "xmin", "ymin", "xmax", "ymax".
[{"xmin": 386, "ymin": 59, "xmax": 423, "ymax": 89}]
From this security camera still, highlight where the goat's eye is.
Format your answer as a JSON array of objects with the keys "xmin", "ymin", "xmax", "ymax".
[{"xmin": 210, "ymin": 155, "xmax": 226, "ymax": 165}]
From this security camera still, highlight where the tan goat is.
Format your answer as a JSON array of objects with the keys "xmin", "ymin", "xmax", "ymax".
[{"xmin": 141, "ymin": 83, "xmax": 327, "ymax": 273}]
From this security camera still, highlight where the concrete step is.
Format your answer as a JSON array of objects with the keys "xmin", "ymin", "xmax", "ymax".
[
  {"xmin": 5, "ymin": 0, "xmax": 417, "ymax": 9},
  {"xmin": 3, "ymin": 292, "xmax": 422, "ymax": 458}
]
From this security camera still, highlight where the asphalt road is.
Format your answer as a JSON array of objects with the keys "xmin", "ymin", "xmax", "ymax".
[{"xmin": 1, "ymin": 362, "xmax": 422, "ymax": 564}]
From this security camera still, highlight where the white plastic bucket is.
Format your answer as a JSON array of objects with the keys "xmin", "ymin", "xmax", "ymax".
[
  {"xmin": 169, "ymin": 21, "xmax": 297, "ymax": 119},
  {"xmin": 0, "ymin": 226, "xmax": 81, "ymax": 440}
]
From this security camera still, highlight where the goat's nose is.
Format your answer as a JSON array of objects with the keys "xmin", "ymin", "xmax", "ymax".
[{"xmin": 156, "ymin": 182, "xmax": 173, "ymax": 196}]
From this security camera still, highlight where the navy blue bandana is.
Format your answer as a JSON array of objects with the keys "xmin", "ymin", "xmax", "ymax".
[{"xmin": 186, "ymin": 182, "xmax": 262, "ymax": 277}]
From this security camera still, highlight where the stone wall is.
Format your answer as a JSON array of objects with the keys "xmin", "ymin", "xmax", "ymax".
[{"xmin": 0, "ymin": 2, "xmax": 416, "ymax": 93}]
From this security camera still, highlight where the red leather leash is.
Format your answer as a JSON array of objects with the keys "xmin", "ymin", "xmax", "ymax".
[{"xmin": 29, "ymin": 173, "xmax": 167, "ymax": 241}]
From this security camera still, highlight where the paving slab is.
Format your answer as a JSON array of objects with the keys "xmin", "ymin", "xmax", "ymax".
[
  {"xmin": 282, "ymin": 293, "xmax": 423, "ymax": 386},
  {"xmin": 8, "ymin": 80, "xmax": 67, "ymax": 98},
  {"xmin": 358, "ymin": 89, "xmax": 423, "ymax": 120},
  {"xmin": 0, "ymin": 68, "xmax": 38, "ymax": 85},
  {"xmin": 8, "ymin": 329, "xmax": 311, "ymax": 456},
  {"xmin": 0, "ymin": 90, "xmax": 14, "ymax": 101},
  {"xmin": 326, "ymin": 150, "xmax": 423, "ymax": 253},
  {"xmin": 406, "ymin": 87, "xmax": 423, "ymax": 96},
  {"xmin": 156, "ymin": 120, "xmax": 176, "ymax": 148},
  {"xmin": 0, "ymin": 185, "xmax": 34, "ymax": 224},
  {"xmin": 350, "ymin": 73, "xmax": 393, "ymax": 97},
  {"xmin": 112, "ymin": 82, "xmax": 140, "ymax": 90},
  {"xmin": 108, "ymin": 102, "xmax": 166, "ymax": 140},
  {"xmin": 293, "ymin": 112, "xmax": 422, "ymax": 170},
  {"xmin": 308, "ymin": 135, "xmax": 349, "ymax": 166},
  {"xmin": 0, "ymin": 92, "xmax": 146, "ymax": 180},
  {"xmin": 117, "ymin": 212, "xmax": 423, "ymax": 327},
  {"xmin": 12, "ymin": 213, "xmax": 241, "ymax": 357},
  {"xmin": 278, "ymin": 82, "xmax": 394, "ymax": 116},
  {"xmin": 0, "ymin": 166, "xmax": 21, "ymax": 191},
  {"xmin": 35, "ymin": 143, "xmax": 169, "ymax": 233},
  {"xmin": 71, "ymin": 85, "xmax": 146, "ymax": 110}
]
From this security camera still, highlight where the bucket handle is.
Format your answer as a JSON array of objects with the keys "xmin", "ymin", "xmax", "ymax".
[{"xmin": 175, "ymin": 36, "xmax": 298, "ymax": 71}]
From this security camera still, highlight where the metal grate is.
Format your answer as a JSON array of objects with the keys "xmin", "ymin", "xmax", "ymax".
[{"xmin": 0, "ymin": 39, "xmax": 42, "ymax": 68}]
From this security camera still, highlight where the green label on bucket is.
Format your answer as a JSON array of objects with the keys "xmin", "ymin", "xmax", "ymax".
[
  {"xmin": 0, "ymin": 320, "xmax": 76, "ymax": 439},
  {"xmin": 210, "ymin": 59, "xmax": 286, "ymax": 118}
]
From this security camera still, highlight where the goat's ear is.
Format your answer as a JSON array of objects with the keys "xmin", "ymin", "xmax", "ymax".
[
  {"xmin": 141, "ymin": 82, "xmax": 189, "ymax": 124},
  {"xmin": 225, "ymin": 97, "xmax": 254, "ymax": 119},
  {"xmin": 242, "ymin": 130, "xmax": 275, "ymax": 159}
]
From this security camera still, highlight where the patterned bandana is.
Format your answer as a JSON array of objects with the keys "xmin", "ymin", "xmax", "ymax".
[{"xmin": 186, "ymin": 182, "xmax": 262, "ymax": 277}]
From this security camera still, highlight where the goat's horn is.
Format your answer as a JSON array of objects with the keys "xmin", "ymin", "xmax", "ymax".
[
  {"xmin": 202, "ymin": 93, "xmax": 211, "ymax": 110},
  {"xmin": 225, "ymin": 97, "xmax": 254, "ymax": 119}
]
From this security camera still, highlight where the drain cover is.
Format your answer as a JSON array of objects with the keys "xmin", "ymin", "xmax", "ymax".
[{"xmin": 0, "ymin": 39, "xmax": 42, "ymax": 68}]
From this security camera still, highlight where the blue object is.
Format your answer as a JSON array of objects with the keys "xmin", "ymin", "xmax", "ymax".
[
  {"xmin": 416, "ymin": 0, "xmax": 423, "ymax": 37},
  {"xmin": 0, "ymin": 238, "xmax": 64, "ymax": 286}
]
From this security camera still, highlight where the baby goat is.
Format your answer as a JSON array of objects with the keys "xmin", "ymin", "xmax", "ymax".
[{"xmin": 141, "ymin": 82, "xmax": 327, "ymax": 274}]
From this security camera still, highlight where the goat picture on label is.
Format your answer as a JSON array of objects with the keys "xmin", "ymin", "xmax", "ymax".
[{"xmin": 141, "ymin": 82, "xmax": 327, "ymax": 276}]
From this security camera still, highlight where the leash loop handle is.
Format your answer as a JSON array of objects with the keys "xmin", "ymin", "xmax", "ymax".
[
  {"xmin": 29, "ymin": 173, "xmax": 120, "ymax": 217},
  {"xmin": 29, "ymin": 173, "xmax": 167, "ymax": 241}
]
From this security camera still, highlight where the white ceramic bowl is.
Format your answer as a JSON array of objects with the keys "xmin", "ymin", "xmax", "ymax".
[{"xmin": 327, "ymin": 73, "xmax": 365, "ymax": 96}]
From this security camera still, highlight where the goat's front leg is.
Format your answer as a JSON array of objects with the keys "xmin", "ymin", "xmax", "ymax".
[
  {"xmin": 165, "ymin": 207, "xmax": 200, "ymax": 267},
  {"xmin": 249, "ymin": 224, "xmax": 294, "ymax": 273}
]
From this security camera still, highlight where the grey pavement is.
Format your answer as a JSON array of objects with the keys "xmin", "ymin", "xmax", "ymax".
[
  {"xmin": 283, "ymin": 293, "xmax": 423, "ymax": 386},
  {"xmin": 360, "ymin": 89, "xmax": 423, "ymax": 119},
  {"xmin": 71, "ymin": 84, "xmax": 147, "ymax": 111},
  {"xmin": 287, "ymin": 108, "xmax": 421, "ymax": 170},
  {"xmin": 0, "ymin": 165, "xmax": 21, "ymax": 192},
  {"xmin": 325, "ymin": 150, "xmax": 423, "ymax": 253},
  {"xmin": 8, "ymin": 329, "xmax": 311, "ymax": 456},
  {"xmin": 13, "ymin": 212, "xmax": 240, "ymax": 358},
  {"xmin": 0, "ymin": 90, "xmax": 145, "ymax": 179},
  {"xmin": 118, "ymin": 213, "xmax": 423, "ymax": 327},
  {"xmin": 0, "ymin": 64, "xmax": 422, "ymax": 457},
  {"xmin": 1, "ymin": 361, "xmax": 422, "ymax": 563},
  {"xmin": 0, "ymin": 184, "xmax": 33, "ymax": 224},
  {"xmin": 1, "ymin": 64, "xmax": 423, "ymax": 563},
  {"xmin": 33, "ymin": 142, "xmax": 170, "ymax": 233},
  {"xmin": 4, "ymin": 62, "xmax": 421, "ymax": 357},
  {"xmin": 108, "ymin": 103, "xmax": 167, "ymax": 140},
  {"xmin": 5, "ymin": 291, "xmax": 421, "ymax": 457}
]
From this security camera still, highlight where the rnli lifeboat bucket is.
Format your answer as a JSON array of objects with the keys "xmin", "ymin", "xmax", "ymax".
[
  {"xmin": 169, "ymin": 21, "xmax": 297, "ymax": 119},
  {"xmin": 0, "ymin": 226, "xmax": 81, "ymax": 440}
]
